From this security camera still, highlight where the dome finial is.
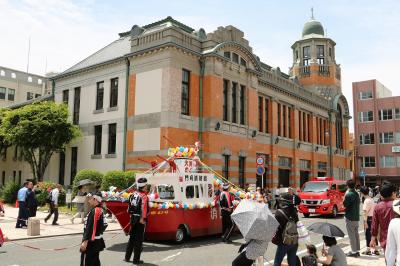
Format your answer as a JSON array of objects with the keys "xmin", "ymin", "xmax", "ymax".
[{"xmin": 311, "ymin": 7, "xmax": 314, "ymax": 19}]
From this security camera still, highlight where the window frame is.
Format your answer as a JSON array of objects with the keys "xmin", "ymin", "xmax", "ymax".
[
  {"xmin": 239, "ymin": 85, "xmax": 245, "ymax": 125},
  {"xmin": 181, "ymin": 69, "xmax": 190, "ymax": 116},
  {"xmin": 381, "ymin": 156, "xmax": 396, "ymax": 168},
  {"xmin": 7, "ymin": 88, "xmax": 15, "ymax": 101},
  {"xmin": 362, "ymin": 156, "xmax": 376, "ymax": 168},
  {"xmin": 62, "ymin": 89, "xmax": 69, "ymax": 105},
  {"xmin": 358, "ymin": 111, "xmax": 374, "ymax": 122},
  {"xmin": 379, "ymin": 109, "xmax": 393, "ymax": 121},
  {"xmin": 380, "ymin": 132, "xmax": 394, "ymax": 144},
  {"xmin": 93, "ymin": 125, "xmax": 102, "ymax": 155},
  {"xmin": 359, "ymin": 91, "xmax": 373, "ymax": 100},
  {"xmin": 0, "ymin": 87, "xmax": 6, "ymax": 100},
  {"xmin": 223, "ymin": 154, "xmax": 230, "ymax": 180},
  {"xmin": 359, "ymin": 133, "xmax": 375, "ymax": 145},
  {"xmin": 108, "ymin": 123, "xmax": 117, "ymax": 154},
  {"xmin": 110, "ymin": 77, "xmax": 119, "ymax": 108},
  {"xmin": 223, "ymin": 79, "xmax": 229, "ymax": 122},
  {"xmin": 95, "ymin": 81, "xmax": 104, "ymax": 110},
  {"xmin": 231, "ymin": 82, "xmax": 237, "ymax": 123}
]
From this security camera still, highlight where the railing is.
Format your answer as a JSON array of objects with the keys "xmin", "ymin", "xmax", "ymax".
[
  {"xmin": 318, "ymin": 65, "xmax": 330, "ymax": 76},
  {"xmin": 300, "ymin": 66, "xmax": 310, "ymax": 77}
]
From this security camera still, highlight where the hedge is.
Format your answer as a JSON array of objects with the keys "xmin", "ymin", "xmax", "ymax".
[
  {"xmin": 101, "ymin": 170, "xmax": 126, "ymax": 191},
  {"xmin": 72, "ymin": 169, "xmax": 103, "ymax": 194},
  {"xmin": 0, "ymin": 182, "xmax": 20, "ymax": 204},
  {"xmin": 35, "ymin": 181, "xmax": 66, "ymax": 206},
  {"xmin": 125, "ymin": 170, "xmax": 139, "ymax": 187}
]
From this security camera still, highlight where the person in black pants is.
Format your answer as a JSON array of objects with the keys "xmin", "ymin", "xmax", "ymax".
[
  {"xmin": 26, "ymin": 184, "xmax": 38, "ymax": 217},
  {"xmin": 220, "ymin": 183, "xmax": 234, "ymax": 243},
  {"xmin": 125, "ymin": 178, "xmax": 149, "ymax": 265},
  {"xmin": 80, "ymin": 192, "xmax": 107, "ymax": 266}
]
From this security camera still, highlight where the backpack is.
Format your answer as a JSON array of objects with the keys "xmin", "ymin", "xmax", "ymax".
[
  {"xmin": 46, "ymin": 190, "xmax": 53, "ymax": 203},
  {"xmin": 128, "ymin": 192, "xmax": 142, "ymax": 215},
  {"xmin": 279, "ymin": 209, "xmax": 299, "ymax": 245}
]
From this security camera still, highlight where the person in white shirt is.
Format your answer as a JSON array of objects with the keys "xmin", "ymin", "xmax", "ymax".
[
  {"xmin": 385, "ymin": 199, "xmax": 400, "ymax": 266},
  {"xmin": 44, "ymin": 184, "xmax": 61, "ymax": 225}
]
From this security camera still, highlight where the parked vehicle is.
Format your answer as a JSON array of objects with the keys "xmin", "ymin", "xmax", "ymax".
[{"xmin": 298, "ymin": 177, "xmax": 347, "ymax": 218}]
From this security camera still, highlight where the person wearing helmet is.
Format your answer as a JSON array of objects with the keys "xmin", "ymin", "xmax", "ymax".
[{"xmin": 125, "ymin": 177, "xmax": 149, "ymax": 265}]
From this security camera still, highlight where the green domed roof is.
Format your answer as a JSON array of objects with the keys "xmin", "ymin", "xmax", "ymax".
[{"xmin": 302, "ymin": 19, "xmax": 324, "ymax": 37}]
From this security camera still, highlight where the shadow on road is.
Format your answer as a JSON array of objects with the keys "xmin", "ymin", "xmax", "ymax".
[{"xmin": 107, "ymin": 234, "xmax": 242, "ymax": 253}]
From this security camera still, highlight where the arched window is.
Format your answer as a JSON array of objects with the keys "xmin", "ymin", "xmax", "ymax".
[
  {"xmin": 28, "ymin": 76, "xmax": 32, "ymax": 82},
  {"xmin": 336, "ymin": 104, "xmax": 343, "ymax": 149},
  {"xmin": 38, "ymin": 79, "xmax": 42, "ymax": 85},
  {"xmin": 11, "ymin": 72, "xmax": 16, "ymax": 79},
  {"xmin": 0, "ymin": 70, "xmax": 5, "ymax": 76}
]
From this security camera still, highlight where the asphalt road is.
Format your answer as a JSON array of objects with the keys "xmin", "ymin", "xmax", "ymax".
[{"xmin": 1, "ymin": 213, "xmax": 363, "ymax": 266}]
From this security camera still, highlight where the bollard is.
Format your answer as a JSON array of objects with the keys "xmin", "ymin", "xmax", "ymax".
[{"xmin": 27, "ymin": 218, "xmax": 40, "ymax": 236}]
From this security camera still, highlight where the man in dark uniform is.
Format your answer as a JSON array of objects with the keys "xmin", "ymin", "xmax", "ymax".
[
  {"xmin": 125, "ymin": 177, "xmax": 149, "ymax": 265},
  {"xmin": 220, "ymin": 183, "xmax": 234, "ymax": 243},
  {"xmin": 80, "ymin": 192, "xmax": 107, "ymax": 266}
]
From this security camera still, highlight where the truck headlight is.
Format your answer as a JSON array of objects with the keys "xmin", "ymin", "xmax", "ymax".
[{"xmin": 321, "ymin": 199, "xmax": 330, "ymax": 204}]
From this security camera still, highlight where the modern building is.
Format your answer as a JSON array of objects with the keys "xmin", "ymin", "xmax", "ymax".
[
  {"xmin": 0, "ymin": 66, "xmax": 50, "ymax": 108},
  {"xmin": 1, "ymin": 15, "xmax": 352, "ymax": 188},
  {"xmin": 353, "ymin": 79, "xmax": 400, "ymax": 185}
]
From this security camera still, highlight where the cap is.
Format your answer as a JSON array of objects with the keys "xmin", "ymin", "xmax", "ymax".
[
  {"xmin": 136, "ymin": 177, "xmax": 148, "ymax": 188},
  {"xmin": 87, "ymin": 191, "xmax": 102, "ymax": 202},
  {"xmin": 222, "ymin": 183, "xmax": 230, "ymax": 190},
  {"xmin": 393, "ymin": 199, "xmax": 400, "ymax": 216}
]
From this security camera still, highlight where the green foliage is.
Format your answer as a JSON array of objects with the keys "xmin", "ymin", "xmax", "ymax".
[
  {"xmin": 125, "ymin": 170, "xmax": 139, "ymax": 187},
  {"xmin": 72, "ymin": 169, "xmax": 103, "ymax": 194},
  {"xmin": 35, "ymin": 181, "xmax": 66, "ymax": 206},
  {"xmin": 0, "ymin": 109, "xmax": 10, "ymax": 155},
  {"xmin": 0, "ymin": 182, "xmax": 21, "ymax": 204},
  {"xmin": 102, "ymin": 170, "xmax": 126, "ymax": 190},
  {"xmin": 0, "ymin": 102, "xmax": 81, "ymax": 181}
]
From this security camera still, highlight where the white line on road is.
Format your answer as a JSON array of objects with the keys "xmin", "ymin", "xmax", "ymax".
[
  {"xmin": 265, "ymin": 230, "xmax": 364, "ymax": 265},
  {"xmin": 160, "ymin": 251, "xmax": 182, "ymax": 262}
]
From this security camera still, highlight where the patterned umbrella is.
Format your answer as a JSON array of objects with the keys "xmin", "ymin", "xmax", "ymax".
[{"xmin": 231, "ymin": 199, "xmax": 279, "ymax": 241}]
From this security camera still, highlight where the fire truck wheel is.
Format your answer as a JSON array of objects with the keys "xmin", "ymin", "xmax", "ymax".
[
  {"xmin": 303, "ymin": 213, "xmax": 310, "ymax": 218},
  {"xmin": 175, "ymin": 226, "xmax": 187, "ymax": 244},
  {"xmin": 331, "ymin": 205, "xmax": 338, "ymax": 218}
]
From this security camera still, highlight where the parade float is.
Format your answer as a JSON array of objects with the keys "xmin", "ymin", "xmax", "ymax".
[{"xmin": 104, "ymin": 142, "xmax": 258, "ymax": 243}]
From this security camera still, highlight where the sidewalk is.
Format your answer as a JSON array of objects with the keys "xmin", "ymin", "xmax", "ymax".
[
  {"xmin": 0, "ymin": 204, "xmax": 122, "ymax": 241},
  {"xmin": 339, "ymin": 238, "xmax": 385, "ymax": 266}
]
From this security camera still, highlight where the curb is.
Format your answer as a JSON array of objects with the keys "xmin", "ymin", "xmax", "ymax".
[{"xmin": 9, "ymin": 228, "xmax": 123, "ymax": 242}]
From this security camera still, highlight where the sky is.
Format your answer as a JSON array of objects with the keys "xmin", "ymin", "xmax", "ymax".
[{"xmin": 1, "ymin": 0, "xmax": 399, "ymax": 133}]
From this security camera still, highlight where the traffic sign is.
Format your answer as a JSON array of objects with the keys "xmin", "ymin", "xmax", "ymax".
[
  {"xmin": 256, "ymin": 156, "xmax": 264, "ymax": 166},
  {"xmin": 256, "ymin": 166, "xmax": 265, "ymax": 176},
  {"xmin": 360, "ymin": 170, "xmax": 365, "ymax": 178}
]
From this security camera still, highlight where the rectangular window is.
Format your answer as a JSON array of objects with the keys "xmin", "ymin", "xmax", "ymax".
[
  {"xmin": 395, "ymin": 108, "xmax": 400, "ymax": 119},
  {"xmin": 62, "ymin": 90, "xmax": 69, "ymax": 104},
  {"xmin": 223, "ymin": 155, "xmax": 230, "ymax": 179},
  {"xmin": 108, "ymin": 123, "xmax": 117, "ymax": 154},
  {"xmin": 380, "ymin": 132, "xmax": 394, "ymax": 144},
  {"xmin": 303, "ymin": 46, "xmax": 310, "ymax": 58},
  {"xmin": 283, "ymin": 105, "xmax": 287, "ymax": 137},
  {"xmin": 96, "ymin": 81, "xmax": 104, "ymax": 110},
  {"xmin": 359, "ymin": 133, "xmax": 375, "ymax": 144},
  {"xmin": 396, "ymin": 132, "xmax": 400, "ymax": 143},
  {"xmin": 224, "ymin": 51, "xmax": 231, "ymax": 59},
  {"xmin": 232, "ymin": 53, "xmax": 239, "ymax": 63},
  {"xmin": 358, "ymin": 111, "xmax": 373, "ymax": 122},
  {"xmin": 381, "ymin": 156, "xmax": 396, "ymax": 168},
  {"xmin": 278, "ymin": 103, "xmax": 281, "ymax": 136},
  {"xmin": 70, "ymin": 147, "xmax": 78, "ymax": 185},
  {"xmin": 317, "ymin": 45, "xmax": 324, "ymax": 57},
  {"xmin": 232, "ymin": 82, "xmax": 237, "ymax": 123},
  {"xmin": 27, "ymin": 92, "xmax": 34, "ymax": 100},
  {"xmin": 239, "ymin": 157, "xmax": 245, "ymax": 188},
  {"xmin": 258, "ymin": 96, "xmax": 263, "ymax": 132},
  {"xmin": 300, "ymin": 159, "xmax": 311, "ymax": 169},
  {"xmin": 265, "ymin": 98, "xmax": 269, "ymax": 133},
  {"xmin": 362, "ymin": 156, "xmax": 376, "ymax": 168},
  {"xmin": 35, "ymin": 94, "xmax": 41, "ymax": 98},
  {"xmin": 58, "ymin": 151, "xmax": 65, "ymax": 185},
  {"xmin": 240, "ymin": 85, "xmax": 245, "ymax": 125},
  {"xmin": 379, "ymin": 109, "xmax": 393, "ymax": 120},
  {"xmin": 279, "ymin": 157, "xmax": 292, "ymax": 167},
  {"xmin": 240, "ymin": 58, "xmax": 247, "ymax": 67},
  {"xmin": 288, "ymin": 107, "xmax": 292, "ymax": 138},
  {"xmin": 0, "ymin": 87, "xmax": 5, "ymax": 99},
  {"xmin": 318, "ymin": 161, "xmax": 327, "ymax": 170},
  {"xmin": 8, "ymin": 88, "xmax": 15, "ymax": 101},
  {"xmin": 73, "ymin": 87, "xmax": 81, "ymax": 125},
  {"xmin": 110, "ymin": 78, "xmax": 119, "ymax": 108},
  {"xmin": 359, "ymin": 91, "xmax": 373, "ymax": 100},
  {"xmin": 94, "ymin": 125, "xmax": 102, "ymax": 155},
  {"xmin": 223, "ymin": 79, "xmax": 229, "ymax": 121},
  {"xmin": 181, "ymin": 70, "xmax": 190, "ymax": 115}
]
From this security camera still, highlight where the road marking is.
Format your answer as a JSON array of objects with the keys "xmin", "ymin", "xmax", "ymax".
[
  {"xmin": 160, "ymin": 251, "xmax": 182, "ymax": 262},
  {"xmin": 265, "ymin": 230, "xmax": 364, "ymax": 265}
]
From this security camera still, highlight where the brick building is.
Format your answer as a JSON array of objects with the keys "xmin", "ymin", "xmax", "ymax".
[
  {"xmin": 1, "ymin": 16, "xmax": 351, "ymax": 188},
  {"xmin": 353, "ymin": 79, "xmax": 400, "ymax": 185},
  {"xmin": 125, "ymin": 16, "xmax": 351, "ymax": 189}
]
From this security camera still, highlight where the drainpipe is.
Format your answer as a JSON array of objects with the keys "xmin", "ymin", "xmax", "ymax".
[
  {"xmin": 122, "ymin": 58, "xmax": 130, "ymax": 171},
  {"xmin": 198, "ymin": 58, "xmax": 205, "ymax": 159}
]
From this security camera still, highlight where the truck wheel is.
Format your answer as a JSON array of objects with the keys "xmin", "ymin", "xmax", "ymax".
[
  {"xmin": 175, "ymin": 226, "xmax": 186, "ymax": 244},
  {"xmin": 332, "ymin": 205, "xmax": 338, "ymax": 218},
  {"xmin": 303, "ymin": 213, "xmax": 310, "ymax": 218}
]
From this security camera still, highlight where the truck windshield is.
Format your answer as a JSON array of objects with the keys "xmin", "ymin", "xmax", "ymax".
[
  {"xmin": 302, "ymin": 182, "xmax": 330, "ymax": 192},
  {"xmin": 157, "ymin": 184, "xmax": 175, "ymax": 200}
]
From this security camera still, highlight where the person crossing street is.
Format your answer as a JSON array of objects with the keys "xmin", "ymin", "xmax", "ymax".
[
  {"xmin": 220, "ymin": 183, "xmax": 235, "ymax": 243},
  {"xmin": 125, "ymin": 177, "xmax": 149, "ymax": 265},
  {"xmin": 80, "ymin": 191, "xmax": 107, "ymax": 266}
]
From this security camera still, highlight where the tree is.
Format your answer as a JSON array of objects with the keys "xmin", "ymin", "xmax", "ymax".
[
  {"xmin": 0, "ymin": 109, "xmax": 10, "ymax": 157},
  {"xmin": 0, "ymin": 101, "xmax": 80, "ymax": 181}
]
